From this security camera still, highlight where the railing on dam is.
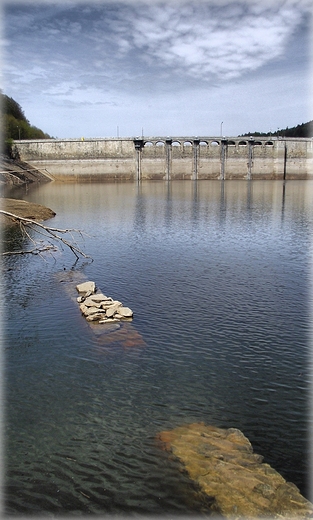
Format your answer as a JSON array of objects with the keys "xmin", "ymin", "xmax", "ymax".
[{"xmin": 13, "ymin": 136, "xmax": 313, "ymax": 182}]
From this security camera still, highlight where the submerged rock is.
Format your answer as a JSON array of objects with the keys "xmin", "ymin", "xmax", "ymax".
[{"xmin": 157, "ymin": 423, "xmax": 313, "ymax": 519}]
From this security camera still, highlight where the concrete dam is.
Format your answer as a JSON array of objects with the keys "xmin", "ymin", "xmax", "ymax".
[{"xmin": 13, "ymin": 136, "xmax": 313, "ymax": 182}]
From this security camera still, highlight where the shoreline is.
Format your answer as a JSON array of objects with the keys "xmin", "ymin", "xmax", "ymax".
[{"xmin": 0, "ymin": 198, "xmax": 56, "ymax": 225}]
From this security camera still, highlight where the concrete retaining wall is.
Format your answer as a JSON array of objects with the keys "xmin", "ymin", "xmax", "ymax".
[{"xmin": 13, "ymin": 137, "xmax": 313, "ymax": 182}]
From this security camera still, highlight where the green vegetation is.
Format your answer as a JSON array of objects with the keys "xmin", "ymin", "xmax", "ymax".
[
  {"xmin": 239, "ymin": 121, "xmax": 312, "ymax": 138},
  {"xmin": 1, "ymin": 92, "xmax": 50, "ymax": 156}
]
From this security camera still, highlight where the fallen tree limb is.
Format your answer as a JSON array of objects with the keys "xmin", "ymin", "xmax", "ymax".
[{"xmin": 1, "ymin": 210, "xmax": 91, "ymax": 260}]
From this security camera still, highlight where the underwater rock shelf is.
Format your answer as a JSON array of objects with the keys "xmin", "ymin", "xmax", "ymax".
[
  {"xmin": 157, "ymin": 423, "xmax": 313, "ymax": 519},
  {"xmin": 76, "ymin": 281, "xmax": 133, "ymax": 324}
]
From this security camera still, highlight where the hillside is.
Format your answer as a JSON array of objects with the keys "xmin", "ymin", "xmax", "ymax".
[
  {"xmin": 239, "ymin": 120, "xmax": 312, "ymax": 138},
  {"xmin": 1, "ymin": 93, "xmax": 52, "ymax": 185},
  {"xmin": 1, "ymin": 92, "xmax": 50, "ymax": 156}
]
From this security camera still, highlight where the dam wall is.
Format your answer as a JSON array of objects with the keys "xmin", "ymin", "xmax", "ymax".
[{"xmin": 13, "ymin": 137, "xmax": 313, "ymax": 182}]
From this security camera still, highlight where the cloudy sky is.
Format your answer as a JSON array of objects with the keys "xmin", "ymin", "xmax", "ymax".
[{"xmin": 1, "ymin": 0, "xmax": 312, "ymax": 138}]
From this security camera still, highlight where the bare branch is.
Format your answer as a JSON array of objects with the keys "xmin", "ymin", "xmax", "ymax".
[
  {"xmin": 3, "ymin": 245, "xmax": 57, "ymax": 256},
  {"xmin": 1, "ymin": 210, "xmax": 92, "ymax": 260}
]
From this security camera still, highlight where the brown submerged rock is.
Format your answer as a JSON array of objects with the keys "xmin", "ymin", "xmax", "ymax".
[{"xmin": 157, "ymin": 423, "xmax": 313, "ymax": 519}]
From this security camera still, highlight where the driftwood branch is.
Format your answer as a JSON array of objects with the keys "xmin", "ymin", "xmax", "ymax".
[{"xmin": 1, "ymin": 210, "xmax": 91, "ymax": 260}]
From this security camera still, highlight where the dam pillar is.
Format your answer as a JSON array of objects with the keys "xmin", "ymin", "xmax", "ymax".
[
  {"xmin": 134, "ymin": 138, "xmax": 144, "ymax": 182},
  {"xmin": 220, "ymin": 138, "xmax": 227, "ymax": 180},
  {"xmin": 193, "ymin": 139, "xmax": 200, "ymax": 180},
  {"xmin": 248, "ymin": 137, "xmax": 254, "ymax": 179},
  {"xmin": 165, "ymin": 138, "xmax": 172, "ymax": 181},
  {"xmin": 283, "ymin": 141, "xmax": 287, "ymax": 180}
]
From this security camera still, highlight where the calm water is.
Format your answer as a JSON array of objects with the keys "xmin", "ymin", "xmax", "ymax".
[{"xmin": 2, "ymin": 180, "xmax": 313, "ymax": 516}]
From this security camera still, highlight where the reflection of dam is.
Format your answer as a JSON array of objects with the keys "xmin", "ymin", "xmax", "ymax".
[
  {"xmin": 14, "ymin": 136, "xmax": 313, "ymax": 182},
  {"xmin": 131, "ymin": 180, "xmax": 309, "ymax": 235}
]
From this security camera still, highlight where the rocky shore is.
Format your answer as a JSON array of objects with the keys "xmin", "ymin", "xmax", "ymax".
[{"xmin": 1, "ymin": 154, "xmax": 51, "ymax": 185}]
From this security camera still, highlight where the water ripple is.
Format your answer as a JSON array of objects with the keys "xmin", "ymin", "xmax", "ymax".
[{"xmin": 4, "ymin": 180, "xmax": 312, "ymax": 514}]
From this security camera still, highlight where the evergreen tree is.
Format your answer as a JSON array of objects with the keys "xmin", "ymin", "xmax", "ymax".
[
  {"xmin": 2, "ymin": 94, "xmax": 28, "ymax": 123},
  {"xmin": 239, "ymin": 121, "xmax": 312, "ymax": 138},
  {"xmin": 1, "ymin": 91, "xmax": 50, "ymax": 155}
]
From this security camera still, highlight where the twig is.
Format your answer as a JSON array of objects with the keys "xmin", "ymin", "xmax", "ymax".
[
  {"xmin": 1, "ymin": 210, "xmax": 92, "ymax": 260},
  {"xmin": 2, "ymin": 245, "xmax": 57, "ymax": 256},
  {"xmin": 80, "ymin": 491, "xmax": 90, "ymax": 499}
]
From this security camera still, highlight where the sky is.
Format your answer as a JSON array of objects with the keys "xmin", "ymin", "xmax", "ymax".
[{"xmin": 1, "ymin": 0, "xmax": 313, "ymax": 138}]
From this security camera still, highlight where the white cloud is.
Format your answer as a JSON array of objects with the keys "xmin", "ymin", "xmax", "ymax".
[
  {"xmin": 114, "ymin": 1, "xmax": 308, "ymax": 80},
  {"xmin": 1, "ymin": 0, "xmax": 311, "ymax": 138},
  {"xmin": 3, "ymin": 0, "xmax": 310, "ymax": 88}
]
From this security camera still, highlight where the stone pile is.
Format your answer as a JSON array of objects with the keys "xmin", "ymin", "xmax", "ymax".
[{"xmin": 76, "ymin": 281, "xmax": 133, "ymax": 324}]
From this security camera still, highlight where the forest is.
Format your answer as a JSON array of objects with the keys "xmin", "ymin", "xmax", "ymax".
[
  {"xmin": 239, "ymin": 120, "xmax": 312, "ymax": 138},
  {"xmin": 1, "ymin": 92, "xmax": 50, "ymax": 155}
]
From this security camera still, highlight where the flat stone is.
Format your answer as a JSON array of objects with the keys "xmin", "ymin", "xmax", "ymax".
[
  {"xmin": 101, "ymin": 300, "xmax": 117, "ymax": 309},
  {"xmin": 157, "ymin": 423, "xmax": 313, "ymax": 519},
  {"xmin": 101, "ymin": 300, "xmax": 122, "ymax": 309},
  {"xmin": 84, "ymin": 306, "xmax": 106, "ymax": 317},
  {"xmin": 83, "ymin": 296, "xmax": 102, "ymax": 308},
  {"xmin": 106, "ymin": 303, "xmax": 122, "ymax": 317},
  {"xmin": 118, "ymin": 306, "xmax": 133, "ymax": 318},
  {"xmin": 79, "ymin": 303, "xmax": 88, "ymax": 314},
  {"xmin": 99, "ymin": 318, "xmax": 120, "ymax": 324},
  {"xmin": 76, "ymin": 281, "xmax": 96, "ymax": 294},
  {"xmin": 86, "ymin": 312, "xmax": 106, "ymax": 322},
  {"xmin": 90, "ymin": 293, "xmax": 112, "ymax": 302}
]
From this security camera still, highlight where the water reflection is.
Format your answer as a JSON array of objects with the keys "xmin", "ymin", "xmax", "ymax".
[
  {"xmin": 8, "ymin": 179, "xmax": 312, "ymax": 235},
  {"xmin": 281, "ymin": 181, "xmax": 286, "ymax": 223}
]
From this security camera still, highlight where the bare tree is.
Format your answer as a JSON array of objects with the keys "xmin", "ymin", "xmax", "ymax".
[{"xmin": 1, "ymin": 210, "xmax": 91, "ymax": 260}]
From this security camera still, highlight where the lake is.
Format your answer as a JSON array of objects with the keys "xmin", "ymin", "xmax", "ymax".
[{"xmin": 2, "ymin": 179, "xmax": 313, "ymax": 516}]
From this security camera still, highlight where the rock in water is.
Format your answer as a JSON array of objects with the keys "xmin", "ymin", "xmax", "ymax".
[
  {"xmin": 106, "ymin": 303, "xmax": 122, "ymax": 317},
  {"xmin": 75, "ymin": 279, "xmax": 133, "ymax": 324},
  {"xmin": 157, "ymin": 423, "xmax": 313, "ymax": 519},
  {"xmin": 118, "ymin": 306, "xmax": 133, "ymax": 318},
  {"xmin": 76, "ymin": 281, "xmax": 96, "ymax": 294},
  {"xmin": 83, "ymin": 296, "xmax": 102, "ymax": 308},
  {"xmin": 89, "ymin": 293, "xmax": 111, "ymax": 302},
  {"xmin": 55, "ymin": 270, "xmax": 144, "ymax": 348}
]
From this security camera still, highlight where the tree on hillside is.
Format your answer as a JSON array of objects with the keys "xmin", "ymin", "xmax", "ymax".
[
  {"xmin": 2, "ymin": 94, "xmax": 28, "ymax": 122},
  {"xmin": 1, "ymin": 92, "xmax": 50, "ymax": 155},
  {"xmin": 239, "ymin": 120, "xmax": 313, "ymax": 138}
]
